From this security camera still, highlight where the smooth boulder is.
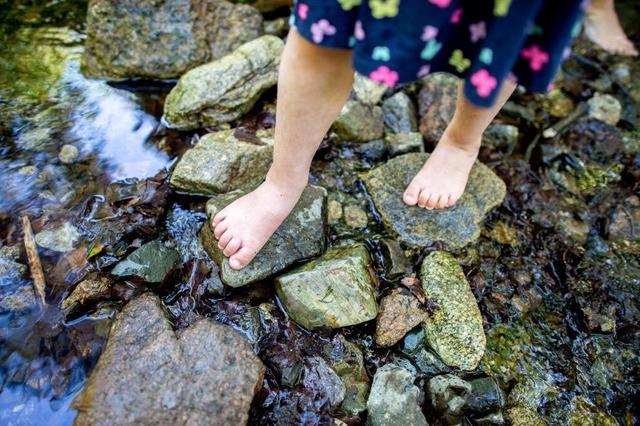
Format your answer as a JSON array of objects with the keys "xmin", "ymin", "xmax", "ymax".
[
  {"xmin": 361, "ymin": 152, "xmax": 506, "ymax": 248},
  {"xmin": 275, "ymin": 244, "xmax": 378, "ymax": 329},
  {"xmin": 201, "ymin": 185, "xmax": 327, "ymax": 287},
  {"xmin": 163, "ymin": 35, "xmax": 283, "ymax": 129},
  {"xmin": 73, "ymin": 293, "xmax": 265, "ymax": 425},
  {"xmin": 420, "ymin": 251, "xmax": 486, "ymax": 370}
]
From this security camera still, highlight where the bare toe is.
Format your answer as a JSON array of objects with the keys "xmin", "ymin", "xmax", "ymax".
[
  {"xmin": 217, "ymin": 231, "xmax": 233, "ymax": 250},
  {"xmin": 417, "ymin": 190, "xmax": 430, "ymax": 208},
  {"xmin": 213, "ymin": 221, "xmax": 229, "ymax": 239},
  {"xmin": 436, "ymin": 195, "xmax": 449, "ymax": 209},
  {"xmin": 403, "ymin": 181, "xmax": 422, "ymax": 206},
  {"xmin": 425, "ymin": 193, "xmax": 439, "ymax": 210},
  {"xmin": 447, "ymin": 195, "xmax": 460, "ymax": 207},
  {"xmin": 229, "ymin": 247, "xmax": 256, "ymax": 270},
  {"xmin": 223, "ymin": 238, "xmax": 242, "ymax": 257},
  {"xmin": 212, "ymin": 210, "xmax": 226, "ymax": 224}
]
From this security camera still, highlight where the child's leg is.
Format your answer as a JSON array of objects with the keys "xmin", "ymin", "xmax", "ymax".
[
  {"xmin": 403, "ymin": 79, "xmax": 516, "ymax": 210},
  {"xmin": 212, "ymin": 28, "xmax": 354, "ymax": 270},
  {"xmin": 584, "ymin": 0, "xmax": 637, "ymax": 56}
]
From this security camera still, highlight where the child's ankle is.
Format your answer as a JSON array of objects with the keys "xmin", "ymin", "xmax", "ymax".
[
  {"xmin": 265, "ymin": 167, "xmax": 309, "ymax": 191},
  {"xmin": 441, "ymin": 127, "xmax": 482, "ymax": 153}
]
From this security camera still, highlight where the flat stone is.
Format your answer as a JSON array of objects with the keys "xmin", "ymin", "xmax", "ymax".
[
  {"xmin": 483, "ymin": 124, "xmax": 519, "ymax": 151},
  {"xmin": 420, "ymin": 251, "xmax": 486, "ymax": 371},
  {"xmin": 386, "ymin": 132, "xmax": 425, "ymax": 157},
  {"xmin": 332, "ymin": 100, "xmax": 384, "ymax": 143},
  {"xmin": 201, "ymin": 185, "xmax": 327, "ymax": 287},
  {"xmin": 111, "ymin": 240, "xmax": 181, "ymax": 283},
  {"xmin": 366, "ymin": 363, "xmax": 427, "ymax": 426},
  {"xmin": 275, "ymin": 244, "xmax": 378, "ymax": 329},
  {"xmin": 63, "ymin": 276, "xmax": 112, "ymax": 315},
  {"xmin": 82, "ymin": 0, "xmax": 263, "ymax": 79},
  {"xmin": 163, "ymin": 35, "xmax": 283, "ymax": 129},
  {"xmin": 587, "ymin": 93, "xmax": 621, "ymax": 126},
  {"xmin": 169, "ymin": 128, "xmax": 273, "ymax": 195},
  {"xmin": 418, "ymin": 72, "xmax": 458, "ymax": 146},
  {"xmin": 73, "ymin": 293, "xmax": 265, "ymax": 425},
  {"xmin": 343, "ymin": 204, "xmax": 369, "ymax": 228},
  {"xmin": 361, "ymin": 153, "xmax": 506, "ymax": 248},
  {"xmin": 375, "ymin": 288, "xmax": 429, "ymax": 347},
  {"xmin": 382, "ymin": 91, "xmax": 418, "ymax": 134},
  {"xmin": 34, "ymin": 222, "xmax": 80, "ymax": 252}
]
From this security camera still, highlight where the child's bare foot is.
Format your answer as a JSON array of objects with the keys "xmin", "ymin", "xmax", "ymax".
[
  {"xmin": 585, "ymin": 0, "xmax": 638, "ymax": 56},
  {"xmin": 211, "ymin": 172, "xmax": 307, "ymax": 270},
  {"xmin": 402, "ymin": 129, "xmax": 480, "ymax": 209}
]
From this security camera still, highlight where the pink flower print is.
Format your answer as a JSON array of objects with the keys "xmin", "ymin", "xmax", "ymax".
[
  {"xmin": 450, "ymin": 8, "xmax": 463, "ymax": 24},
  {"xmin": 354, "ymin": 20, "xmax": 365, "ymax": 40},
  {"xmin": 369, "ymin": 65, "xmax": 399, "ymax": 88},
  {"xmin": 421, "ymin": 25, "xmax": 439, "ymax": 41},
  {"xmin": 429, "ymin": 0, "xmax": 451, "ymax": 8},
  {"xmin": 470, "ymin": 69, "xmax": 497, "ymax": 98},
  {"xmin": 521, "ymin": 44, "xmax": 549, "ymax": 71},
  {"xmin": 311, "ymin": 19, "xmax": 336, "ymax": 43},
  {"xmin": 417, "ymin": 65, "xmax": 431, "ymax": 78},
  {"xmin": 469, "ymin": 21, "xmax": 486, "ymax": 43},
  {"xmin": 297, "ymin": 3, "xmax": 309, "ymax": 20}
]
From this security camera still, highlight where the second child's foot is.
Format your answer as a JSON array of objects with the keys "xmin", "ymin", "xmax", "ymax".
[
  {"xmin": 211, "ymin": 174, "xmax": 307, "ymax": 270},
  {"xmin": 585, "ymin": 1, "xmax": 638, "ymax": 56},
  {"xmin": 402, "ymin": 129, "xmax": 480, "ymax": 209}
]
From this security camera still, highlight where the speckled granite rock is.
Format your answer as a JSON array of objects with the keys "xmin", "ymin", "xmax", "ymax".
[
  {"xmin": 420, "ymin": 251, "xmax": 486, "ymax": 370},
  {"xmin": 82, "ymin": 0, "xmax": 263, "ymax": 79},
  {"xmin": 169, "ymin": 128, "xmax": 273, "ymax": 195},
  {"xmin": 361, "ymin": 152, "xmax": 506, "ymax": 248},
  {"xmin": 201, "ymin": 185, "xmax": 327, "ymax": 287},
  {"xmin": 375, "ymin": 288, "xmax": 429, "ymax": 347},
  {"xmin": 275, "ymin": 244, "xmax": 377, "ymax": 329},
  {"xmin": 332, "ymin": 100, "xmax": 384, "ymax": 143},
  {"xmin": 163, "ymin": 35, "xmax": 283, "ymax": 129},
  {"xmin": 418, "ymin": 72, "xmax": 458, "ymax": 145},
  {"xmin": 73, "ymin": 293, "xmax": 265, "ymax": 425}
]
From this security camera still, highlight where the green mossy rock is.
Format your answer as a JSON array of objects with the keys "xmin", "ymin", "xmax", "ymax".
[
  {"xmin": 201, "ymin": 185, "xmax": 327, "ymax": 287},
  {"xmin": 169, "ymin": 129, "xmax": 273, "ymax": 196},
  {"xmin": 331, "ymin": 100, "xmax": 384, "ymax": 143},
  {"xmin": 163, "ymin": 35, "xmax": 283, "ymax": 129},
  {"xmin": 420, "ymin": 251, "xmax": 486, "ymax": 371},
  {"xmin": 361, "ymin": 152, "xmax": 506, "ymax": 248},
  {"xmin": 275, "ymin": 244, "xmax": 378, "ymax": 329},
  {"xmin": 111, "ymin": 240, "xmax": 181, "ymax": 283}
]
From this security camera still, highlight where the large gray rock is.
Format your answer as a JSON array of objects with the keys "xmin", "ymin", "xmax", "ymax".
[
  {"xmin": 366, "ymin": 363, "xmax": 427, "ymax": 426},
  {"xmin": 382, "ymin": 91, "xmax": 418, "ymax": 134},
  {"xmin": 73, "ymin": 293, "xmax": 265, "ymax": 425},
  {"xmin": 418, "ymin": 73, "xmax": 458, "ymax": 146},
  {"xmin": 361, "ymin": 152, "xmax": 506, "ymax": 248},
  {"xmin": 111, "ymin": 240, "xmax": 181, "ymax": 283},
  {"xmin": 201, "ymin": 185, "xmax": 327, "ymax": 287},
  {"xmin": 169, "ymin": 129, "xmax": 273, "ymax": 195},
  {"xmin": 420, "ymin": 251, "xmax": 486, "ymax": 371},
  {"xmin": 331, "ymin": 100, "xmax": 385, "ymax": 143},
  {"xmin": 275, "ymin": 244, "xmax": 378, "ymax": 329},
  {"xmin": 82, "ymin": 0, "xmax": 263, "ymax": 79},
  {"xmin": 163, "ymin": 35, "xmax": 283, "ymax": 129}
]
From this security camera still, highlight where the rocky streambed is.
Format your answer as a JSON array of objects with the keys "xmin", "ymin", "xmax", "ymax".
[{"xmin": 0, "ymin": 0, "xmax": 639, "ymax": 425}]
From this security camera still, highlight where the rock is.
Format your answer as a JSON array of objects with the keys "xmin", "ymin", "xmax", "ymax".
[
  {"xmin": 467, "ymin": 377, "xmax": 506, "ymax": 413},
  {"xmin": 58, "ymin": 144, "xmax": 78, "ymax": 164},
  {"xmin": 587, "ymin": 93, "xmax": 621, "ymax": 126},
  {"xmin": 328, "ymin": 199, "xmax": 343, "ymax": 224},
  {"xmin": 382, "ymin": 91, "xmax": 418, "ymax": 134},
  {"xmin": 34, "ymin": 222, "xmax": 80, "ymax": 252},
  {"xmin": 201, "ymin": 185, "xmax": 327, "ymax": 287},
  {"xmin": 608, "ymin": 196, "xmax": 640, "ymax": 241},
  {"xmin": 504, "ymin": 405, "xmax": 545, "ymax": 426},
  {"xmin": 0, "ymin": 249, "xmax": 36, "ymax": 313},
  {"xmin": 483, "ymin": 124, "xmax": 519, "ymax": 151},
  {"xmin": 418, "ymin": 72, "xmax": 458, "ymax": 145},
  {"xmin": 0, "ymin": 284, "xmax": 37, "ymax": 313},
  {"xmin": 169, "ymin": 129, "xmax": 273, "ymax": 195},
  {"xmin": 263, "ymin": 17, "xmax": 287, "ymax": 36},
  {"xmin": 375, "ymin": 288, "xmax": 429, "ymax": 347},
  {"xmin": 377, "ymin": 238, "xmax": 412, "ymax": 279},
  {"xmin": 386, "ymin": 132, "xmax": 425, "ymax": 157},
  {"xmin": 400, "ymin": 328, "xmax": 452, "ymax": 377},
  {"xmin": 428, "ymin": 374, "xmax": 472, "ymax": 417},
  {"xmin": 474, "ymin": 412, "xmax": 505, "ymax": 425},
  {"xmin": 275, "ymin": 244, "xmax": 378, "ymax": 329},
  {"xmin": 361, "ymin": 153, "xmax": 506, "ymax": 248},
  {"xmin": 332, "ymin": 100, "xmax": 384, "ymax": 142},
  {"xmin": 73, "ymin": 293, "xmax": 265, "ymax": 425},
  {"xmin": 163, "ymin": 35, "xmax": 283, "ymax": 130},
  {"xmin": 111, "ymin": 240, "xmax": 181, "ymax": 283},
  {"xmin": 343, "ymin": 204, "xmax": 368, "ymax": 228},
  {"xmin": 543, "ymin": 89, "xmax": 574, "ymax": 118},
  {"xmin": 244, "ymin": 0, "xmax": 293, "ymax": 12},
  {"xmin": 567, "ymin": 396, "xmax": 617, "ymax": 426},
  {"xmin": 15, "ymin": 127, "xmax": 51, "ymax": 151},
  {"xmin": 303, "ymin": 357, "xmax": 346, "ymax": 409},
  {"xmin": 62, "ymin": 276, "xmax": 112, "ymax": 315},
  {"xmin": 354, "ymin": 73, "xmax": 387, "ymax": 105},
  {"xmin": 420, "ymin": 251, "xmax": 486, "ymax": 370},
  {"xmin": 554, "ymin": 211, "xmax": 590, "ymax": 245},
  {"xmin": 366, "ymin": 363, "xmax": 427, "ymax": 426},
  {"xmin": 82, "ymin": 0, "xmax": 263, "ymax": 80},
  {"xmin": 325, "ymin": 335, "xmax": 370, "ymax": 415}
]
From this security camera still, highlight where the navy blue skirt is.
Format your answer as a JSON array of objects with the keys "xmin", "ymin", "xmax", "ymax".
[{"xmin": 289, "ymin": 0, "xmax": 587, "ymax": 107}]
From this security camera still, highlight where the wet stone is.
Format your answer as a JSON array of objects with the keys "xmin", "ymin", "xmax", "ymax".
[
  {"xmin": 386, "ymin": 132, "xmax": 425, "ymax": 157},
  {"xmin": 73, "ymin": 293, "xmax": 265, "ymax": 425},
  {"xmin": 201, "ymin": 185, "xmax": 326, "ymax": 287},
  {"xmin": 382, "ymin": 91, "xmax": 418, "ymax": 134},
  {"xmin": 343, "ymin": 204, "xmax": 369, "ymax": 229},
  {"xmin": 58, "ymin": 144, "xmax": 79, "ymax": 164},
  {"xmin": 169, "ymin": 129, "xmax": 273, "ymax": 196},
  {"xmin": 110, "ymin": 240, "xmax": 181, "ymax": 283},
  {"xmin": 332, "ymin": 100, "xmax": 384, "ymax": 143},
  {"xmin": 353, "ymin": 72, "xmax": 387, "ymax": 105},
  {"xmin": 82, "ymin": 0, "xmax": 263, "ymax": 80},
  {"xmin": 587, "ymin": 93, "xmax": 621, "ymax": 126},
  {"xmin": 324, "ymin": 335, "xmax": 370, "ymax": 415},
  {"xmin": 62, "ymin": 276, "xmax": 112, "ymax": 315},
  {"xmin": 327, "ymin": 199, "xmax": 343, "ymax": 224},
  {"xmin": 275, "ymin": 244, "xmax": 378, "ymax": 329},
  {"xmin": 375, "ymin": 288, "xmax": 429, "ymax": 347},
  {"xmin": 163, "ymin": 35, "xmax": 283, "ymax": 129},
  {"xmin": 361, "ymin": 153, "xmax": 506, "ymax": 248},
  {"xmin": 366, "ymin": 363, "xmax": 427, "ymax": 426},
  {"xmin": 34, "ymin": 222, "xmax": 80, "ymax": 252},
  {"xmin": 420, "ymin": 251, "xmax": 486, "ymax": 370},
  {"xmin": 418, "ymin": 72, "xmax": 458, "ymax": 145},
  {"xmin": 467, "ymin": 377, "xmax": 506, "ymax": 413},
  {"xmin": 567, "ymin": 396, "xmax": 617, "ymax": 426},
  {"xmin": 483, "ymin": 124, "xmax": 519, "ymax": 151},
  {"xmin": 0, "ymin": 284, "xmax": 37, "ymax": 313},
  {"xmin": 608, "ymin": 195, "xmax": 640, "ymax": 241},
  {"xmin": 428, "ymin": 374, "xmax": 472, "ymax": 417}
]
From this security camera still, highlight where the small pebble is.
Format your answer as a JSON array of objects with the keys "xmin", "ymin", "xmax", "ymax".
[
  {"xmin": 343, "ymin": 204, "xmax": 368, "ymax": 229},
  {"xmin": 327, "ymin": 199, "xmax": 343, "ymax": 224},
  {"xmin": 59, "ymin": 144, "xmax": 79, "ymax": 164},
  {"xmin": 587, "ymin": 93, "xmax": 621, "ymax": 126}
]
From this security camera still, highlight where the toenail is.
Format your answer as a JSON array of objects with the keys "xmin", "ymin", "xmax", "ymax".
[{"xmin": 230, "ymin": 258, "xmax": 241, "ymax": 268}]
